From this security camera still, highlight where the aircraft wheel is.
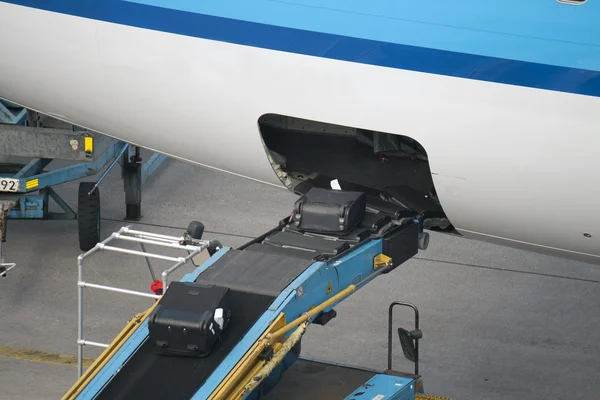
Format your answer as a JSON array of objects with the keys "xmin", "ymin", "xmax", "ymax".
[{"xmin": 78, "ymin": 182, "xmax": 101, "ymax": 251}]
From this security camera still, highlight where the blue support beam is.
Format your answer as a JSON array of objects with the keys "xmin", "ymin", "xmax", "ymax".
[
  {"xmin": 46, "ymin": 187, "xmax": 76, "ymax": 220},
  {"xmin": 0, "ymin": 100, "xmax": 27, "ymax": 125},
  {"xmin": 14, "ymin": 158, "xmax": 51, "ymax": 179},
  {"xmin": 9, "ymin": 141, "xmax": 128, "ymax": 194}
]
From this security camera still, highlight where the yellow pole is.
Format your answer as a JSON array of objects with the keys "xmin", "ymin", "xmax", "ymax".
[
  {"xmin": 236, "ymin": 321, "xmax": 308, "ymax": 399},
  {"xmin": 213, "ymin": 283, "xmax": 359, "ymax": 399},
  {"xmin": 268, "ymin": 284, "xmax": 356, "ymax": 343},
  {"xmin": 209, "ymin": 313, "xmax": 286, "ymax": 400},
  {"xmin": 60, "ymin": 303, "xmax": 159, "ymax": 400}
]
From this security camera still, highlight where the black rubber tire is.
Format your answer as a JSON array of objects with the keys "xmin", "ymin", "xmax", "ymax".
[{"xmin": 78, "ymin": 182, "xmax": 101, "ymax": 251}]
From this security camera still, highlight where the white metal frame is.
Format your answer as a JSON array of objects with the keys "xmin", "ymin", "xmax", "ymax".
[{"xmin": 77, "ymin": 226, "xmax": 209, "ymax": 376}]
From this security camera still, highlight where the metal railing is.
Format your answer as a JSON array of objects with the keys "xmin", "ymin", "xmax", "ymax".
[{"xmin": 77, "ymin": 226, "xmax": 209, "ymax": 376}]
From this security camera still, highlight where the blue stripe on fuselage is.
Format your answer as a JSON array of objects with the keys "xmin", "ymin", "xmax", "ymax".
[
  {"xmin": 126, "ymin": 0, "xmax": 600, "ymax": 72},
  {"xmin": 2, "ymin": 0, "xmax": 600, "ymax": 97}
]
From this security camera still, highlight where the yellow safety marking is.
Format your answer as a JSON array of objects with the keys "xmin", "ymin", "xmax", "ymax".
[
  {"xmin": 25, "ymin": 178, "xmax": 39, "ymax": 189},
  {"xmin": 373, "ymin": 253, "xmax": 392, "ymax": 270},
  {"xmin": 0, "ymin": 345, "xmax": 95, "ymax": 368},
  {"xmin": 326, "ymin": 281, "xmax": 332, "ymax": 295},
  {"xmin": 84, "ymin": 136, "xmax": 93, "ymax": 153}
]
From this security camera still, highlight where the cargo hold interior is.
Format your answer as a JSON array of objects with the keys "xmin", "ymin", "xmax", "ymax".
[{"xmin": 257, "ymin": 114, "xmax": 455, "ymax": 233}]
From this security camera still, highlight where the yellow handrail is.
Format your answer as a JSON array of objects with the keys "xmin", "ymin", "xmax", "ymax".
[{"xmin": 61, "ymin": 301, "xmax": 159, "ymax": 400}]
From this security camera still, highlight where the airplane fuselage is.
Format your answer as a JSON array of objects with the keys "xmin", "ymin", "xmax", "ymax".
[{"xmin": 0, "ymin": 0, "xmax": 599, "ymax": 263}]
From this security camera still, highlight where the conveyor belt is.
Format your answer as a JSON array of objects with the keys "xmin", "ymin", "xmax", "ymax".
[
  {"xmin": 263, "ymin": 230, "xmax": 349, "ymax": 255},
  {"xmin": 95, "ymin": 290, "xmax": 275, "ymax": 400},
  {"xmin": 195, "ymin": 248, "xmax": 315, "ymax": 297},
  {"xmin": 93, "ymin": 231, "xmax": 345, "ymax": 400},
  {"xmin": 244, "ymin": 242, "xmax": 316, "ymax": 259},
  {"xmin": 90, "ymin": 195, "xmax": 416, "ymax": 400}
]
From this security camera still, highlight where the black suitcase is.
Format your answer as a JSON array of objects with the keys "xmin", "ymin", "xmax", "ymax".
[
  {"xmin": 148, "ymin": 281, "xmax": 231, "ymax": 357},
  {"xmin": 293, "ymin": 188, "xmax": 366, "ymax": 235}
]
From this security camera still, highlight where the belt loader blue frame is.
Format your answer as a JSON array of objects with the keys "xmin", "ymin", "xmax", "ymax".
[{"xmin": 70, "ymin": 219, "xmax": 444, "ymax": 400}]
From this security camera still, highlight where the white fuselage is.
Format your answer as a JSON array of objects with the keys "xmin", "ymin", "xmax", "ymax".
[{"xmin": 1, "ymin": 3, "xmax": 599, "ymax": 263}]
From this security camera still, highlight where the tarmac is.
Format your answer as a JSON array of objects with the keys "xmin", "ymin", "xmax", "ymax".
[{"xmin": 0, "ymin": 156, "xmax": 598, "ymax": 400}]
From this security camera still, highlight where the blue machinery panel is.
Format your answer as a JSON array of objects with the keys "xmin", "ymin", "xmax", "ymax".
[
  {"xmin": 344, "ymin": 374, "xmax": 417, "ymax": 400},
  {"xmin": 0, "ymin": 101, "xmax": 27, "ymax": 124}
]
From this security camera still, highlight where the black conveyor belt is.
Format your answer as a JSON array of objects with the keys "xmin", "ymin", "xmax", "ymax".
[
  {"xmin": 95, "ymin": 290, "xmax": 275, "ymax": 400},
  {"xmin": 93, "ymin": 195, "xmax": 414, "ymax": 400},
  {"xmin": 264, "ymin": 230, "xmax": 348, "ymax": 255},
  {"xmin": 245, "ymin": 243, "xmax": 316, "ymax": 260},
  {"xmin": 195, "ymin": 249, "xmax": 315, "ymax": 297}
]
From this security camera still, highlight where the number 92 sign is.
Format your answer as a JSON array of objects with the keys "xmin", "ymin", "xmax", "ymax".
[{"xmin": 0, "ymin": 178, "xmax": 20, "ymax": 192}]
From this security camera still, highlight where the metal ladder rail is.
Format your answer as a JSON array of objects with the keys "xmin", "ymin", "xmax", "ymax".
[{"xmin": 76, "ymin": 226, "xmax": 209, "ymax": 376}]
